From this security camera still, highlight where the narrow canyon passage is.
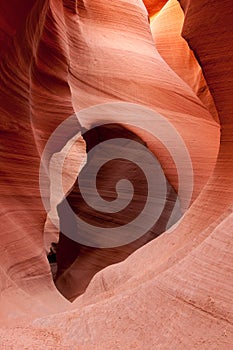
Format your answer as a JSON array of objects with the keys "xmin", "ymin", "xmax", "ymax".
[{"xmin": 0, "ymin": 0, "xmax": 232, "ymax": 349}]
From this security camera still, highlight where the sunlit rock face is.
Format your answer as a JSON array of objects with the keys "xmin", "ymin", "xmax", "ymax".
[
  {"xmin": 0, "ymin": 0, "xmax": 232, "ymax": 348},
  {"xmin": 150, "ymin": 0, "xmax": 219, "ymax": 122},
  {"xmin": 142, "ymin": 0, "xmax": 168, "ymax": 16}
]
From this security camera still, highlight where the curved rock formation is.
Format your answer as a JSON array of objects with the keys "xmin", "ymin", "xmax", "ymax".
[
  {"xmin": 0, "ymin": 0, "xmax": 232, "ymax": 348},
  {"xmin": 150, "ymin": 0, "xmax": 219, "ymax": 122},
  {"xmin": 143, "ymin": 0, "xmax": 168, "ymax": 17}
]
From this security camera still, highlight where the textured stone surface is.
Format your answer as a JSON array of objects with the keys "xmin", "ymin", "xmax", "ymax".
[{"xmin": 0, "ymin": 0, "xmax": 232, "ymax": 348}]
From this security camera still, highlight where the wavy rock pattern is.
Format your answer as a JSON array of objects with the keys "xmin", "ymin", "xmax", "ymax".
[{"xmin": 0, "ymin": 0, "xmax": 232, "ymax": 348}]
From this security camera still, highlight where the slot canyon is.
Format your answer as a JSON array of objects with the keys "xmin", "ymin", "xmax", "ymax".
[{"xmin": 0, "ymin": 0, "xmax": 232, "ymax": 348}]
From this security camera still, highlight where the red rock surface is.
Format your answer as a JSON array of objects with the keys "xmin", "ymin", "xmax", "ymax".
[
  {"xmin": 150, "ymin": 0, "xmax": 219, "ymax": 122},
  {"xmin": 0, "ymin": 0, "xmax": 232, "ymax": 348},
  {"xmin": 143, "ymin": 0, "xmax": 168, "ymax": 17}
]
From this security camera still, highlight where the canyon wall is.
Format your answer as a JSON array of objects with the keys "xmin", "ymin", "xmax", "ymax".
[{"xmin": 0, "ymin": 0, "xmax": 232, "ymax": 348}]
